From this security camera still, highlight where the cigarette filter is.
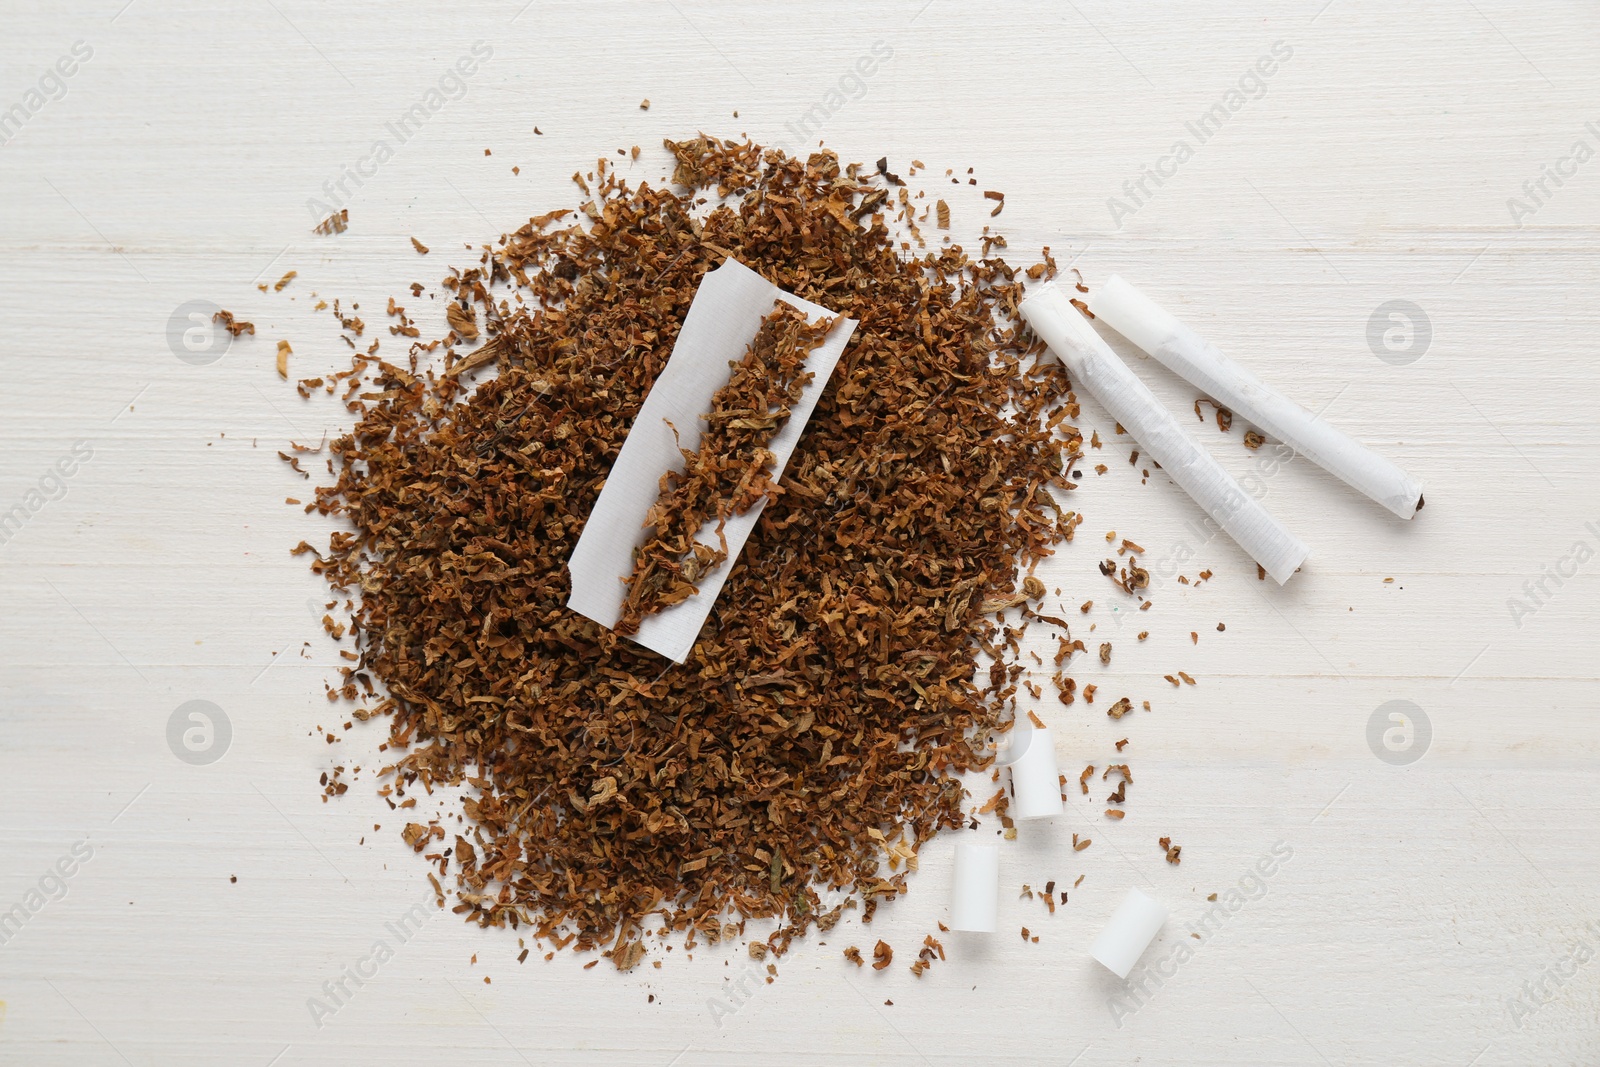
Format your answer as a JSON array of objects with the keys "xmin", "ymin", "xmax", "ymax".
[
  {"xmin": 1088, "ymin": 275, "xmax": 1423, "ymax": 519},
  {"xmin": 950, "ymin": 842, "xmax": 1000, "ymax": 933},
  {"xmin": 1019, "ymin": 283, "xmax": 1309, "ymax": 584},
  {"xmin": 1091, "ymin": 887, "xmax": 1169, "ymax": 979},
  {"xmin": 1006, "ymin": 723, "xmax": 1064, "ymax": 820}
]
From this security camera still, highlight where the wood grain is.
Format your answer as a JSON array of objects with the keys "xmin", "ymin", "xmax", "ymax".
[{"xmin": 2, "ymin": 2, "xmax": 1597, "ymax": 1064}]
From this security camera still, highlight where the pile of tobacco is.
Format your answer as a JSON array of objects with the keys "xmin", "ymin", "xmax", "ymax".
[{"xmin": 299, "ymin": 135, "xmax": 1085, "ymax": 968}]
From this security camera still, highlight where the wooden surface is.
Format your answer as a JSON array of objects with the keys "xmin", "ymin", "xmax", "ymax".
[{"xmin": 3, "ymin": 1, "xmax": 1598, "ymax": 1063}]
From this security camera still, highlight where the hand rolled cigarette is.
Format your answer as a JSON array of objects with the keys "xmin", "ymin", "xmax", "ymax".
[
  {"xmin": 1090, "ymin": 887, "xmax": 1169, "ymax": 979},
  {"xmin": 1087, "ymin": 275, "xmax": 1424, "ymax": 519},
  {"xmin": 1019, "ymin": 283, "xmax": 1309, "ymax": 584},
  {"xmin": 950, "ymin": 842, "xmax": 1000, "ymax": 933}
]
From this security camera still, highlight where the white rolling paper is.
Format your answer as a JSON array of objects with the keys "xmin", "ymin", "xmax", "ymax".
[
  {"xmin": 1019, "ymin": 284, "xmax": 1309, "ymax": 585},
  {"xmin": 949, "ymin": 842, "xmax": 1000, "ymax": 933},
  {"xmin": 567, "ymin": 258, "xmax": 858, "ymax": 662},
  {"xmin": 1005, "ymin": 722, "xmax": 1064, "ymax": 820},
  {"xmin": 1090, "ymin": 887, "xmax": 1169, "ymax": 979},
  {"xmin": 1088, "ymin": 275, "xmax": 1424, "ymax": 519}
]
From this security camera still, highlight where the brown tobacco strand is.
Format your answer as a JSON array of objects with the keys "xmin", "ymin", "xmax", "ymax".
[
  {"xmin": 616, "ymin": 302, "xmax": 829, "ymax": 635},
  {"xmin": 300, "ymin": 134, "xmax": 1080, "ymax": 970}
]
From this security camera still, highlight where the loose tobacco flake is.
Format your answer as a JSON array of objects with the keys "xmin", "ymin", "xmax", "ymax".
[
  {"xmin": 214, "ymin": 310, "xmax": 254, "ymax": 337},
  {"xmin": 314, "ymin": 208, "xmax": 349, "ymax": 235}
]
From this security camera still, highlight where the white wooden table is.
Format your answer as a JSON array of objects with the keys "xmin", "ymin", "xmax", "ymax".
[{"xmin": 3, "ymin": 2, "xmax": 1597, "ymax": 1063}]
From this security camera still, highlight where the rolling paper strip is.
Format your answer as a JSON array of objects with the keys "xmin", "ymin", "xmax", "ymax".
[
  {"xmin": 1088, "ymin": 275, "xmax": 1424, "ymax": 519},
  {"xmin": 1019, "ymin": 283, "xmax": 1309, "ymax": 585},
  {"xmin": 567, "ymin": 258, "xmax": 857, "ymax": 662}
]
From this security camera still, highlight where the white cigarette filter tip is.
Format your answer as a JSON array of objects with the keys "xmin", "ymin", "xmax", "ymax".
[
  {"xmin": 1019, "ymin": 284, "xmax": 1310, "ymax": 584},
  {"xmin": 1006, "ymin": 723, "xmax": 1064, "ymax": 820},
  {"xmin": 1090, "ymin": 887, "xmax": 1169, "ymax": 979},
  {"xmin": 950, "ymin": 842, "xmax": 1000, "ymax": 933},
  {"xmin": 1087, "ymin": 275, "xmax": 1424, "ymax": 520}
]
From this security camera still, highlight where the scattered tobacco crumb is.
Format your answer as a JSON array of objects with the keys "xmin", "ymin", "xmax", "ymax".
[
  {"xmin": 214, "ymin": 310, "xmax": 254, "ymax": 337},
  {"xmin": 1159, "ymin": 836, "xmax": 1181, "ymax": 864},
  {"xmin": 1243, "ymin": 430, "xmax": 1264, "ymax": 450},
  {"xmin": 411, "ymin": 237, "xmax": 429, "ymax": 254},
  {"xmin": 314, "ymin": 208, "xmax": 349, "ymax": 235},
  {"xmin": 843, "ymin": 945, "xmax": 864, "ymax": 966},
  {"xmin": 911, "ymin": 933, "xmax": 944, "ymax": 976},
  {"xmin": 872, "ymin": 940, "xmax": 893, "ymax": 970},
  {"xmin": 1195, "ymin": 399, "xmax": 1232, "ymax": 432}
]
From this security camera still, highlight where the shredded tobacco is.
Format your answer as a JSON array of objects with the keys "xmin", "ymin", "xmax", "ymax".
[
  {"xmin": 617, "ymin": 302, "xmax": 829, "ymax": 634},
  {"xmin": 299, "ymin": 134, "xmax": 1081, "ymax": 968}
]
